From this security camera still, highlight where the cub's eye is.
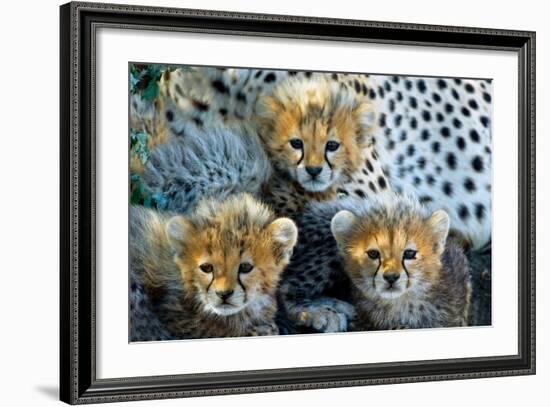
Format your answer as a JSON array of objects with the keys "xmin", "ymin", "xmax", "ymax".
[
  {"xmin": 326, "ymin": 140, "xmax": 340, "ymax": 152},
  {"xmin": 366, "ymin": 249, "xmax": 380, "ymax": 260},
  {"xmin": 289, "ymin": 138, "xmax": 303, "ymax": 149},
  {"xmin": 199, "ymin": 263, "xmax": 213, "ymax": 273},
  {"xmin": 238, "ymin": 262, "xmax": 254, "ymax": 274},
  {"xmin": 403, "ymin": 249, "xmax": 417, "ymax": 260}
]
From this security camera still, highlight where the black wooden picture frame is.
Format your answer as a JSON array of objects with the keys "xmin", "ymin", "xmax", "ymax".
[{"xmin": 60, "ymin": 2, "xmax": 536, "ymax": 404}]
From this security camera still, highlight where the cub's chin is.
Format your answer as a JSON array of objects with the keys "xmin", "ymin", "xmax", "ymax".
[
  {"xmin": 300, "ymin": 179, "xmax": 332, "ymax": 192},
  {"xmin": 207, "ymin": 302, "xmax": 246, "ymax": 317},
  {"xmin": 377, "ymin": 285, "xmax": 406, "ymax": 300}
]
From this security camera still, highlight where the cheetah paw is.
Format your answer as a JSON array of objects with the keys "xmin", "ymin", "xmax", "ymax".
[{"xmin": 294, "ymin": 297, "xmax": 356, "ymax": 333}]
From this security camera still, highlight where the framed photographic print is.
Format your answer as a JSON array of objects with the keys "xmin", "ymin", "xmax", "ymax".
[{"xmin": 60, "ymin": 1, "xmax": 536, "ymax": 404}]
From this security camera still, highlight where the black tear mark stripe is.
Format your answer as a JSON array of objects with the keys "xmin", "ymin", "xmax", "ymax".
[
  {"xmin": 296, "ymin": 148, "xmax": 304, "ymax": 166},
  {"xmin": 324, "ymin": 150, "xmax": 333, "ymax": 170},
  {"xmin": 206, "ymin": 273, "xmax": 215, "ymax": 295},
  {"xmin": 237, "ymin": 273, "xmax": 247, "ymax": 303},
  {"xmin": 372, "ymin": 258, "xmax": 381, "ymax": 288},
  {"xmin": 401, "ymin": 258, "xmax": 411, "ymax": 288}
]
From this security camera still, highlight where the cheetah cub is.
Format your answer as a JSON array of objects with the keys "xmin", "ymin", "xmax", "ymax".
[
  {"xmin": 331, "ymin": 195, "xmax": 472, "ymax": 330},
  {"xmin": 130, "ymin": 193, "xmax": 298, "ymax": 341},
  {"xmin": 256, "ymin": 74, "xmax": 383, "ymax": 217}
]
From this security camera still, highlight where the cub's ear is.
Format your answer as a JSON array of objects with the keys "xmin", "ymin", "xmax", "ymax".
[
  {"xmin": 166, "ymin": 216, "xmax": 194, "ymax": 254},
  {"xmin": 331, "ymin": 210, "xmax": 357, "ymax": 245},
  {"xmin": 354, "ymin": 101, "xmax": 376, "ymax": 146},
  {"xmin": 268, "ymin": 217, "xmax": 298, "ymax": 256},
  {"xmin": 428, "ymin": 209, "xmax": 450, "ymax": 255}
]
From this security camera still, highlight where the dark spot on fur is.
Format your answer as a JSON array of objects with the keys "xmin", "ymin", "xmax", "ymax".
[
  {"xmin": 470, "ymin": 129, "xmax": 480, "ymax": 143},
  {"xmin": 451, "ymin": 88, "xmax": 460, "ymax": 100},
  {"xmin": 442, "ymin": 182, "xmax": 453, "ymax": 196},
  {"xmin": 464, "ymin": 178, "xmax": 476, "ymax": 192},
  {"xmin": 377, "ymin": 176, "xmax": 387, "ymax": 189},
  {"xmin": 264, "ymin": 73, "xmax": 276, "ymax": 83},
  {"xmin": 192, "ymin": 100, "xmax": 209, "ymax": 111},
  {"xmin": 366, "ymin": 159, "xmax": 374, "ymax": 172},
  {"xmin": 446, "ymin": 152, "xmax": 457, "ymax": 170},
  {"xmin": 456, "ymin": 136, "xmax": 466, "ymax": 150},
  {"xmin": 212, "ymin": 79, "xmax": 229, "ymax": 94},
  {"xmin": 236, "ymin": 92, "xmax": 247, "ymax": 102},
  {"xmin": 419, "ymin": 195, "xmax": 433, "ymax": 204},
  {"xmin": 475, "ymin": 203, "xmax": 486, "ymax": 221},
  {"xmin": 458, "ymin": 204, "xmax": 470, "ymax": 220},
  {"xmin": 369, "ymin": 181, "xmax": 377, "ymax": 192},
  {"xmin": 379, "ymin": 113, "xmax": 386, "ymax": 128},
  {"xmin": 472, "ymin": 156, "xmax": 484, "ymax": 172}
]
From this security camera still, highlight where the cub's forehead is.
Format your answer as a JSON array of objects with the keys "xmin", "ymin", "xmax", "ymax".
[
  {"xmin": 192, "ymin": 225, "xmax": 271, "ymax": 262},
  {"xmin": 350, "ymin": 213, "xmax": 430, "ymax": 240}
]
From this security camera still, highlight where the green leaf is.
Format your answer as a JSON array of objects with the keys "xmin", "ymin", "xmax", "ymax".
[{"xmin": 141, "ymin": 80, "xmax": 159, "ymax": 101}]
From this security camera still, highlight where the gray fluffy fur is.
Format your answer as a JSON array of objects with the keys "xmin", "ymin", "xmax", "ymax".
[{"xmin": 142, "ymin": 123, "xmax": 272, "ymax": 213}]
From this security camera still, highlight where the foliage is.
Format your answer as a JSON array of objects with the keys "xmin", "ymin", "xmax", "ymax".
[
  {"xmin": 129, "ymin": 63, "xmax": 193, "ymax": 209},
  {"xmin": 129, "ymin": 128, "xmax": 167, "ymax": 209},
  {"xmin": 129, "ymin": 63, "xmax": 193, "ymax": 101}
]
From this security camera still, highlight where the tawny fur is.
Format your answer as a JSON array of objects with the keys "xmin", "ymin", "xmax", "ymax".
[
  {"xmin": 256, "ymin": 74, "xmax": 378, "ymax": 195},
  {"xmin": 331, "ymin": 194, "xmax": 472, "ymax": 330},
  {"xmin": 129, "ymin": 194, "xmax": 298, "ymax": 341}
]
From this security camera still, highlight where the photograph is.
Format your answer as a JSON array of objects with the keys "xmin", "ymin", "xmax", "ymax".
[
  {"xmin": 57, "ymin": 2, "xmax": 535, "ymax": 404},
  {"xmin": 128, "ymin": 63, "xmax": 492, "ymax": 342}
]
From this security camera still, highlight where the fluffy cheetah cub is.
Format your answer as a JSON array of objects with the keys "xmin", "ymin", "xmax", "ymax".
[
  {"xmin": 130, "ymin": 193, "xmax": 298, "ymax": 341},
  {"xmin": 257, "ymin": 74, "xmax": 382, "ymax": 217},
  {"xmin": 331, "ymin": 195, "xmax": 472, "ymax": 330}
]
